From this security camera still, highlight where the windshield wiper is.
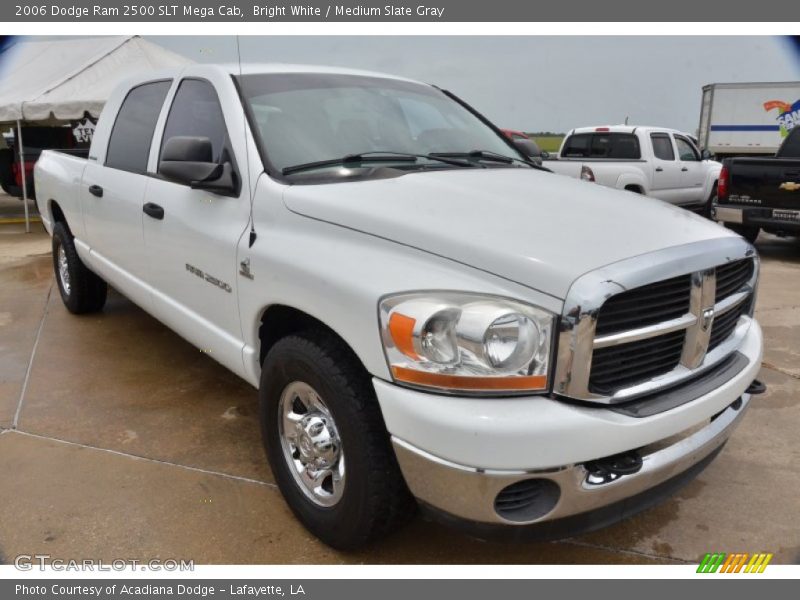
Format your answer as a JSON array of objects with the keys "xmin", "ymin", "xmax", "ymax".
[
  {"xmin": 282, "ymin": 151, "xmax": 473, "ymax": 176},
  {"xmin": 431, "ymin": 150, "xmax": 550, "ymax": 171}
]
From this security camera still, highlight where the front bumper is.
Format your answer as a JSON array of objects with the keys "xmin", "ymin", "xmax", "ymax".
[
  {"xmin": 374, "ymin": 320, "xmax": 762, "ymax": 533},
  {"xmin": 712, "ymin": 204, "xmax": 800, "ymax": 233}
]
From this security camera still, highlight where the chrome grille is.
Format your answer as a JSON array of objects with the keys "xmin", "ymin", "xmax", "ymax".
[
  {"xmin": 595, "ymin": 274, "xmax": 691, "ymax": 336},
  {"xmin": 715, "ymin": 259, "xmax": 754, "ymax": 302},
  {"xmin": 709, "ymin": 299, "xmax": 751, "ymax": 352},
  {"xmin": 554, "ymin": 238, "xmax": 758, "ymax": 404},
  {"xmin": 590, "ymin": 330, "xmax": 685, "ymax": 394}
]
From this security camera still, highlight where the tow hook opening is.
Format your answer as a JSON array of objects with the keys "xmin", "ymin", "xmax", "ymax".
[
  {"xmin": 746, "ymin": 379, "xmax": 767, "ymax": 395},
  {"xmin": 584, "ymin": 451, "xmax": 643, "ymax": 486}
]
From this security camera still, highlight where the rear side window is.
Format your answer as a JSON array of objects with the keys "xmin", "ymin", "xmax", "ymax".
[
  {"xmin": 777, "ymin": 128, "xmax": 800, "ymax": 158},
  {"xmin": 561, "ymin": 133, "xmax": 640, "ymax": 159},
  {"xmin": 105, "ymin": 81, "xmax": 171, "ymax": 173},
  {"xmin": 160, "ymin": 79, "xmax": 228, "ymax": 163},
  {"xmin": 650, "ymin": 133, "xmax": 675, "ymax": 161},
  {"xmin": 561, "ymin": 134, "xmax": 590, "ymax": 157}
]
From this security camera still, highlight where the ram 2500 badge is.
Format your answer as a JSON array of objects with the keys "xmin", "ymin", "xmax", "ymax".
[{"xmin": 35, "ymin": 64, "xmax": 764, "ymax": 549}]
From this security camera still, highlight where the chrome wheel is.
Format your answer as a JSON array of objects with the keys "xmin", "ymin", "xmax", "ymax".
[
  {"xmin": 57, "ymin": 245, "xmax": 71, "ymax": 295},
  {"xmin": 278, "ymin": 381, "xmax": 345, "ymax": 507}
]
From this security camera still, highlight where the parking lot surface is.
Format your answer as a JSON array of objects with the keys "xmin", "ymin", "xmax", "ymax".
[{"xmin": 1, "ymin": 200, "xmax": 798, "ymax": 564}]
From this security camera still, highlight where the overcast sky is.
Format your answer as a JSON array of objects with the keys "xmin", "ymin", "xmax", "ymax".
[{"xmin": 148, "ymin": 36, "xmax": 800, "ymax": 134}]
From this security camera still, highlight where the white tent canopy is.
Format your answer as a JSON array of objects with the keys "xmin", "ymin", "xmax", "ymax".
[{"xmin": 0, "ymin": 36, "xmax": 190, "ymax": 124}]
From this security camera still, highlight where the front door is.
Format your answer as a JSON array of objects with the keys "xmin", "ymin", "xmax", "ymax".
[
  {"xmin": 673, "ymin": 134, "xmax": 706, "ymax": 205},
  {"xmin": 649, "ymin": 132, "xmax": 683, "ymax": 204},
  {"xmin": 142, "ymin": 78, "xmax": 251, "ymax": 374}
]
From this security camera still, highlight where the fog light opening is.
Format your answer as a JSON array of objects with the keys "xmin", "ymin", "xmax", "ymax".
[{"xmin": 493, "ymin": 478, "xmax": 561, "ymax": 523}]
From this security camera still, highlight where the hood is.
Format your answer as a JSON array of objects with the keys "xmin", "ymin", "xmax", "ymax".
[{"xmin": 283, "ymin": 168, "xmax": 735, "ymax": 299}]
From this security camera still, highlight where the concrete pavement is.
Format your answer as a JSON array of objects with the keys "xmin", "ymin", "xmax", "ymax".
[{"xmin": 1, "ymin": 220, "xmax": 798, "ymax": 565}]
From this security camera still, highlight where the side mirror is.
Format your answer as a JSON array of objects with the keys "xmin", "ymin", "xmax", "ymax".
[
  {"xmin": 510, "ymin": 137, "xmax": 540, "ymax": 158},
  {"xmin": 701, "ymin": 149, "xmax": 712, "ymax": 160},
  {"xmin": 159, "ymin": 136, "xmax": 237, "ymax": 195}
]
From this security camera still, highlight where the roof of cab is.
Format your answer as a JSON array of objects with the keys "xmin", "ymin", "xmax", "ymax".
[
  {"xmin": 568, "ymin": 125, "xmax": 685, "ymax": 135},
  {"xmin": 126, "ymin": 62, "xmax": 424, "ymax": 85}
]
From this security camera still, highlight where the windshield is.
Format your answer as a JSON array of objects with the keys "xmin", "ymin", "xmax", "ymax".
[{"xmin": 236, "ymin": 72, "xmax": 521, "ymax": 176}]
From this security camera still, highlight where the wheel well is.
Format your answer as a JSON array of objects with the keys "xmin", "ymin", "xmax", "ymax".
[
  {"xmin": 259, "ymin": 305, "xmax": 356, "ymax": 367},
  {"xmin": 49, "ymin": 200, "xmax": 71, "ymax": 234},
  {"xmin": 624, "ymin": 184, "xmax": 644, "ymax": 194}
]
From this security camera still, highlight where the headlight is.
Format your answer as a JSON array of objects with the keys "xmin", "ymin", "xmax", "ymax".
[{"xmin": 379, "ymin": 292, "xmax": 555, "ymax": 394}]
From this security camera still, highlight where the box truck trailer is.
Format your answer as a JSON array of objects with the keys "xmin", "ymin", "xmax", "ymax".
[{"xmin": 698, "ymin": 82, "xmax": 800, "ymax": 158}]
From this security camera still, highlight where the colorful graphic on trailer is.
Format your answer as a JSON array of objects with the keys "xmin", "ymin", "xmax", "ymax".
[{"xmin": 764, "ymin": 99, "xmax": 800, "ymax": 137}]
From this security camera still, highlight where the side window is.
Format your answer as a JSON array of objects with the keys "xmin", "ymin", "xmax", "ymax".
[
  {"xmin": 160, "ymin": 79, "xmax": 229, "ymax": 164},
  {"xmin": 561, "ymin": 134, "xmax": 591, "ymax": 158},
  {"xmin": 105, "ymin": 81, "xmax": 171, "ymax": 173},
  {"xmin": 650, "ymin": 133, "xmax": 675, "ymax": 161},
  {"xmin": 674, "ymin": 136, "xmax": 699, "ymax": 161}
]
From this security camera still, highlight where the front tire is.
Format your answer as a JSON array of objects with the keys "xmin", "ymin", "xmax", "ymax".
[
  {"xmin": 52, "ymin": 222, "xmax": 107, "ymax": 314},
  {"xmin": 260, "ymin": 331, "xmax": 414, "ymax": 549},
  {"xmin": 724, "ymin": 223, "xmax": 760, "ymax": 244}
]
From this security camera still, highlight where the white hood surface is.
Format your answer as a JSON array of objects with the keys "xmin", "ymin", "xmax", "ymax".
[{"xmin": 284, "ymin": 168, "xmax": 735, "ymax": 299}]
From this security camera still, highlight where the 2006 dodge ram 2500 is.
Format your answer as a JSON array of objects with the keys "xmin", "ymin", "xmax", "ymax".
[
  {"xmin": 36, "ymin": 64, "xmax": 764, "ymax": 550},
  {"xmin": 547, "ymin": 126, "xmax": 721, "ymax": 212},
  {"xmin": 712, "ymin": 126, "xmax": 800, "ymax": 243}
]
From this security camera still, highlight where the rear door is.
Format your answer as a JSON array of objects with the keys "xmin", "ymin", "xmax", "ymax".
[
  {"xmin": 649, "ymin": 132, "xmax": 682, "ymax": 203},
  {"xmin": 673, "ymin": 134, "xmax": 706, "ymax": 205},
  {"xmin": 142, "ymin": 77, "xmax": 251, "ymax": 372},
  {"xmin": 82, "ymin": 80, "xmax": 171, "ymax": 302}
]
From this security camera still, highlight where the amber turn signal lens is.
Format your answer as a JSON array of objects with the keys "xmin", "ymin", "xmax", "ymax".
[
  {"xmin": 388, "ymin": 312, "xmax": 419, "ymax": 359},
  {"xmin": 391, "ymin": 366, "xmax": 547, "ymax": 392}
]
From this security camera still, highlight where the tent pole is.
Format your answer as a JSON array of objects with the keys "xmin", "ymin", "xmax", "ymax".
[{"xmin": 16, "ymin": 120, "xmax": 30, "ymax": 233}]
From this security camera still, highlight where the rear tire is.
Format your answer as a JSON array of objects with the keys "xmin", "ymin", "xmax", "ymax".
[
  {"xmin": 704, "ymin": 184, "xmax": 717, "ymax": 219},
  {"xmin": 52, "ymin": 222, "xmax": 107, "ymax": 314},
  {"xmin": 724, "ymin": 223, "xmax": 760, "ymax": 244},
  {"xmin": 260, "ymin": 331, "xmax": 414, "ymax": 550}
]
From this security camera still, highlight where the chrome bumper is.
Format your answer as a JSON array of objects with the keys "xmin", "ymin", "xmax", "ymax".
[{"xmin": 393, "ymin": 394, "xmax": 750, "ymax": 526}]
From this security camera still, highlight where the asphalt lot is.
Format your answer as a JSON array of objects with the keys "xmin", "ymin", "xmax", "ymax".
[{"xmin": 0, "ymin": 193, "xmax": 799, "ymax": 565}]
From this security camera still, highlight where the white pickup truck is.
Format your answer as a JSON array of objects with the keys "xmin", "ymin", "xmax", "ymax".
[
  {"xmin": 35, "ymin": 64, "xmax": 763, "ymax": 549},
  {"xmin": 547, "ymin": 126, "xmax": 722, "ymax": 212}
]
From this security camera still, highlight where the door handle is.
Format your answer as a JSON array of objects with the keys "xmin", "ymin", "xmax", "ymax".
[
  {"xmin": 143, "ymin": 202, "xmax": 165, "ymax": 220},
  {"xmin": 681, "ymin": 167, "xmax": 689, "ymax": 172},
  {"xmin": 655, "ymin": 167, "xmax": 664, "ymax": 172},
  {"xmin": 88, "ymin": 184, "xmax": 103, "ymax": 198}
]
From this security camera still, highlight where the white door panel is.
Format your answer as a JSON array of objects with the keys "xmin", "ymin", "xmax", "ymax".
[
  {"xmin": 81, "ymin": 163, "xmax": 148, "ymax": 279},
  {"xmin": 143, "ymin": 177, "xmax": 250, "ymax": 348},
  {"xmin": 649, "ymin": 133, "xmax": 682, "ymax": 204},
  {"xmin": 674, "ymin": 135, "xmax": 706, "ymax": 204}
]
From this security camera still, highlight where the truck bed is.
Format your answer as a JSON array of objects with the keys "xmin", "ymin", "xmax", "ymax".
[{"xmin": 34, "ymin": 150, "xmax": 90, "ymax": 234}]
